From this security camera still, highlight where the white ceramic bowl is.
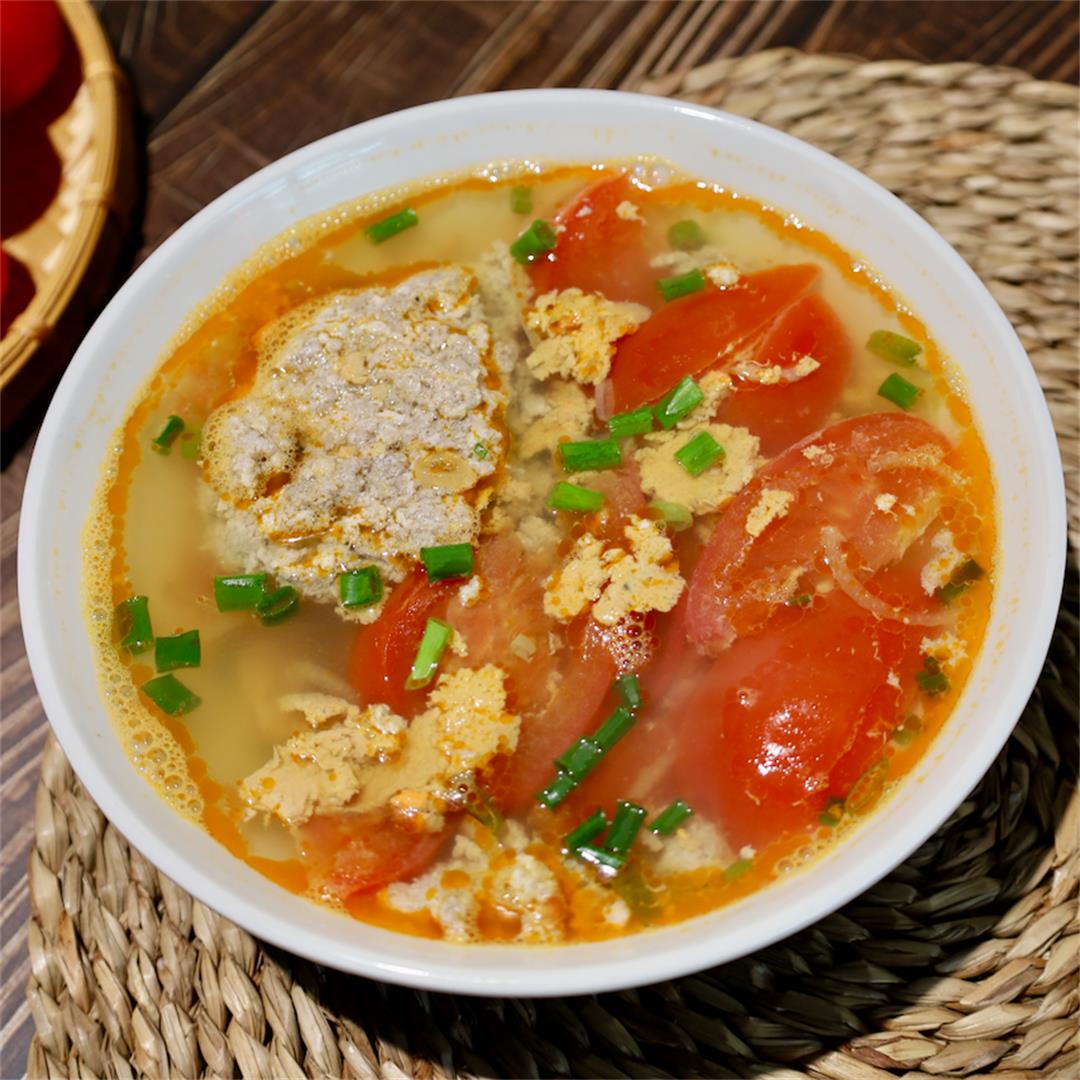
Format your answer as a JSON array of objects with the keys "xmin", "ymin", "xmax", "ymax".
[{"xmin": 19, "ymin": 90, "xmax": 1066, "ymax": 996}]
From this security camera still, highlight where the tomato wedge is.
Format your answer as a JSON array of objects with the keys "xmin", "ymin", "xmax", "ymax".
[
  {"xmin": 608, "ymin": 264, "xmax": 821, "ymax": 412},
  {"xmin": 718, "ymin": 293, "xmax": 851, "ymax": 456},
  {"xmin": 687, "ymin": 413, "xmax": 955, "ymax": 655},
  {"xmin": 528, "ymin": 175, "xmax": 657, "ymax": 307}
]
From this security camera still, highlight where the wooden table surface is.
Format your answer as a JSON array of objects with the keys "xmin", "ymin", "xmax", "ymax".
[{"xmin": 2, "ymin": 1, "xmax": 1077, "ymax": 1073}]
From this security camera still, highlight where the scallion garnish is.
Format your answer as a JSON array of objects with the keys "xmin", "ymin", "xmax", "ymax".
[
  {"xmin": 649, "ymin": 799, "xmax": 694, "ymax": 835},
  {"xmin": 614, "ymin": 674, "xmax": 642, "ymax": 711},
  {"xmin": 668, "ymin": 219, "xmax": 706, "ymax": 252},
  {"xmin": 257, "ymin": 586, "xmax": 299, "ymax": 626},
  {"xmin": 604, "ymin": 800, "xmax": 646, "ymax": 856},
  {"xmin": 564, "ymin": 809, "xmax": 608, "ymax": 852},
  {"xmin": 154, "ymin": 630, "xmax": 201, "ymax": 673},
  {"xmin": 893, "ymin": 715, "xmax": 922, "ymax": 747},
  {"xmin": 819, "ymin": 797, "xmax": 844, "ymax": 828},
  {"xmin": 916, "ymin": 654, "xmax": 950, "ymax": 695},
  {"xmin": 559, "ymin": 437, "xmax": 622, "ymax": 473},
  {"xmin": 510, "ymin": 186, "xmax": 533, "ymax": 214},
  {"xmin": 609, "ymin": 406, "xmax": 654, "ymax": 440},
  {"xmin": 787, "ymin": 593, "xmax": 813, "ymax": 607},
  {"xmin": 576, "ymin": 844, "xmax": 626, "ymax": 875},
  {"xmin": 473, "ymin": 442, "xmax": 489, "ymax": 459},
  {"xmin": 151, "ymin": 415, "xmax": 185, "ymax": 454},
  {"xmin": 547, "ymin": 481, "xmax": 605, "ymax": 514},
  {"xmin": 340, "ymin": 566, "xmax": 383, "ymax": 609},
  {"xmin": 536, "ymin": 772, "xmax": 577, "ymax": 810},
  {"xmin": 116, "ymin": 595, "xmax": 154, "ymax": 654},
  {"xmin": 214, "ymin": 574, "xmax": 268, "ymax": 612},
  {"xmin": 179, "ymin": 430, "xmax": 201, "ymax": 460},
  {"xmin": 366, "ymin": 208, "xmax": 418, "ymax": 245},
  {"xmin": 593, "ymin": 705, "xmax": 636, "ymax": 752},
  {"xmin": 937, "ymin": 558, "xmax": 984, "ymax": 605},
  {"xmin": 405, "ymin": 617, "xmax": 453, "ymax": 690},
  {"xmin": 647, "ymin": 499, "xmax": 693, "ymax": 531},
  {"xmin": 878, "ymin": 372, "xmax": 922, "ymax": 410},
  {"xmin": 657, "ymin": 268, "xmax": 706, "ymax": 302},
  {"xmin": 142, "ymin": 673, "xmax": 201, "ymax": 716},
  {"xmin": 867, "ymin": 329, "xmax": 921, "ymax": 366},
  {"xmin": 725, "ymin": 857, "xmax": 753, "ymax": 883},
  {"xmin": 510, "ymin": 219, "xmax": 557, "ymax": 264},
  {"xmin": 420, "ymin": 543, "xmax": 474, "ymax": 581},
  {"xmin": 654, "ymin": 375, "xmax": 705, "ymax": 430},
  {"xmin": 675, "ymin": 431, "xmax": 724, "ymax": 477},
  {"xmin": 554, "ymin": 736, "xmax": 605, "ymax": 779}
]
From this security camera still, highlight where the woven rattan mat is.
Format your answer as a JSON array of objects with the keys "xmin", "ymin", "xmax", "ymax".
[{"xmin": 26, "ymin": 51, "xmax": 1079, "ymax": 1080}]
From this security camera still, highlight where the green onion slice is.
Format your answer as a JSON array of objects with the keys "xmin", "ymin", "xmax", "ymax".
[
  {"xmin": 937, "ymin": 558, "xmax": 984, "ymax": 605},
  {"xmin": 510, "ymin": 186, "xmax": 533, "ymax": 214},
  {"xmin": 649, "ymin": 799, "xmax": 694, "ymax": 835},
  {"xmin": 340, "ymin": 566, "xmax": 383, "ymax": 609},
  {"xmin": 867, "ymin": 329, "xmax": 921, "ymax": 366},
  {"xmin": 657, "ymin": 268, "xmax": 706, "ymax": 302},
  {"xmin": 725, "ymin": 857, "xmax": 753, "ymax": 883},
  {"xmin": 420, "ymin": 543, "xmax": 474, "ymax": 582},
  {"xmin": 366, "ymin": 208, "xmax": 418, "ymax": 244},
  {"xmin": 510, "ymin": 219, "xmax": 557, "ymax": 264},
  {"xmin": 547, "ymin": 482, "xmax": 605, "ymax": 513},
  {"xmin": 846, "ymin": 760, "xmax": 889, "ymax": 815},
  {"xmin": 179, "ymin": 430, "xmax": 201, "ymax": 460},
  {"xmin": 654, "ymin": 375, "xmax": 705, "ymax": 431},
  {"xmin": 818, "ymin": 797, "xmax": 845, "ymax": 828},
  {"xmin": 473, "ymin": 442, "xmax": 489, "ymax": 459},
  {"xmin": 647, "ymin": 499, "xmax": 693, "ymax": 532},
  {"xmin": 257, "ymin": 586, "xmax": 299, "ymax": 626},
  {"xmin": 675, "ymin": 431, "xmax": 724, "ymax": 477},
  {"xmin": 559, "ymin": 437, "xmax": 622, "ymax": 473},
  {"xmin": 554, "ymin": 736, "xmax": 605, "ymax": 780},
  {"xmin": 405, "ymin": 617, "xmax": 453, "ymax": 690},
  {"xmin": 668, "ymin": 219, "xmax": 707, "ymax": 252},
  {"xmin": 593, "ymin": 705, "xmax": 636, "ymax": 752},
  {"xmin": 142, "ymin": 673, "xmax": 201, "ymax": 716},
  {"xmin": 536, "ymin": 772, "xmax": 577, "ymax": 810},
  {"xmin": 154, "ymin": 629, "xmax": 201, "ymax": 673},
  {"xmin": 116, "ymin": 595, "xmax": 154, "ymax": 654},
  {"xmin": 564, "ymin": 810, "xmax": 608, "ymax": 852},
  {"xmin": 609, "ymin": 406, "xmax": 654, "ymax": 439},
  {"xmin": 786, "ymin": 593, "xmax": 813, "ymax": 607},
  {"xmin": 893, "ymin": 715, "xmax": 922, "ymax": 747},
  {"xmin": 151, "ymin": 415, "xmax": 184, "ymax": 454},
  {"xmin": 916, "ymin": 655, "xmax": 950, "ymax": 696},
  {"xmin": 878, "ymin": 372, "xmax": 922, "ymax": 410},
  {"xmin": 214, "ymin": 574, "xmax": 268, "ymax": 612},
  {"xmin": 576, "ymin": 844, "xmax": 626, "ymax": 876},
  {"xmin": 614, "ymin": 673, "xmax": 642, "ymax": 710},
  {"xmin": 604, "ymin": 800, "xmax": 646, "ymax": 856}
]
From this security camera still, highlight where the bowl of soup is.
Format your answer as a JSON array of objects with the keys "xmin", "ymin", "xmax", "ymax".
[{"xmin": 19, "ymin": 90, "xmax": 1065, "ymax": 995}]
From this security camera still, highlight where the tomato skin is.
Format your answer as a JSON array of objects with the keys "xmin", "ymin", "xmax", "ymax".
[
  {"xmin": 608, "ymin": 264, "xmax": 821, "ymax": 412},
  {"xmin": 528, "ymin": 175, "xmax": 657, "ymax": 307},
  {"xmin": 0, "ymin": 0, "xmax": 63, "ymax": 114},
  {"xmin": 718, "ymin": 293, "xmax": 852, "ymax": 456}
]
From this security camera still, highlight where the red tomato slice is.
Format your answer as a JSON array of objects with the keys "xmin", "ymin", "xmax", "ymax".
[
  {"xmin": 718, "ymin": 293, "xmax": 851, "ymax": 456},
  {"xmin": 0, "ymin": 0, "xmax": 63, "ymax": 114},
  {"xmin": 608, "ymin": 264, "xmax": 821, "ymax": 412},
  {"xmin": 687, "ymin": 412, "xmax": 955, "ymax": 656},
  {"xmin": 299, "ymin": 810, "xmax": 448, "ymax": 898},
  {"xmin": 528, "ymin": 175, "xmax": 657, "ymax": 307}
]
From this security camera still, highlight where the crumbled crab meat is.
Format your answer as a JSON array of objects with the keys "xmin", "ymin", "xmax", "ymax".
[
  {"xmin": 615, "ymin": 200, "xmax": 643, "ymax": 222},
  {"xmin": 920, "ymin": 631, "xmax": 968, "ymax": 670},
  {"xmin": 704, "ymin": 260, "xmax": 739, "ymax": 287},
  {"xmin": 920, "ymin": 529, "xmax": 965, "ymax": 595},
  {"xmin": 515, "ymin": 378, "xmax": 593, "ymax": 459},
  {"xmin": 744, "ymin": 488, "xmax": 795, "ymax": 538},
  {"xmin": 651, "ymin": 818, "xmax": 735, "ymax": 876}
]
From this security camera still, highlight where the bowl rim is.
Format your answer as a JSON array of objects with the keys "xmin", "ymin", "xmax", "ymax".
[{"xmin": 19, "ymin": 87, "xmax": 1067, "ymax": 996}]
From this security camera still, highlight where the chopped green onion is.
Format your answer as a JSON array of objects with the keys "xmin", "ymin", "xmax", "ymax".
[
  {"xmin": 366, "ymin": 208, "xmax": 418, "ymax": 244},
  {"xmin": 547, "ymin": 482, "xmax": 605, "ymax": 513},
  {"xmin": 937, "ymin": 558, "xmax": 984, "ymax": 605},
  {"xmin": 405, "ymin": 617, "xmax": 453, "ymax": 690},
  {"xmin": 604, "ymin": 800, "xmax": 646, "ymax": 856},
  {"xmin": 657, "ymin": 268, "xmax": 706, "ymax": 302},
  {"xmin": 142, "ymin": 674, "xmax": 201, "ymax": 716},
  {"xmin": 649, "ymin": 799, "xmax": 694, "ymax": 835},
  {"xmin": 420, "ymin": 543, "xmax": 474, "ymax": 582},
  {"xmin": 116, "ymin": 595, "xmax": 154, "ymax": 654},
  {"xmin": 787, "ymin": 593, "xmax": 813, "ymax": 607},
  {"xmin": 554, "ymin": 736, "xmax": 605, "ymax": 779},
  {"xmin": 151, "ymin": 415, "xmax": 184, "ymax": 454},
  {"xmin": 559, "ymin": 437, "xmax": 622, "ymax": 473},
  {"xmin": 179, "ymin": 430, "xmax": 201, "ymax": 460},
  {"xmin": 340, "ymin": 566, "xmax": 383, "ymax": 609},
  {"xmin": 878, "ymin": 372, "xmax": 922, "ymax": 410},
  {"xmin": 609, "ymin": 406, "xmax": 655, "ymax": 440},
  {"xmin": 675, "ymin": 431, "xmax": 724, "ymax": 477},
  {"xmin": 575, "ymin": 844, "xmax": 625, "ymax": 876},
  {"xmin": 818, "ymin": 797, "xmax": 845, "ymax": 828},
  {"xmin": 510, "ymin": 219, "xmax": 557, "ymax": 264},
  {"xmin": 867, "ymin": 329, "xmax": 921, "ymax": 366},
  {"xmin": 655, "ymin": 376, "xmax": 706, "ymax": 430},
  {"xmin": 510, "ymin": 186, "xmax": 533, "ymax": 214},
  {"xmin": 214, "ymin": 574, "xmax": 268, "ymax": 612},
  {"xmin": 257, "ymin": 586, "xmax": 299, "ymax": 626},
  {"xmin": 473, "ymin": 442, "xmax": 489, "ymax": 459},
  {"xmin": 647, "ymin": 499, "xmax": 693, "ymax": 531},
  {"xmin": 893, "ymin": 715, "xmax": 922, "ymax": 747},
  {"xmin": 614, "ymin": 868, "xmax": 662, "ymax": 918},
  {"xmin": 846, "ymin": 760, "xmax": 889, "ymax": 815},
  {"xmin": 668, "ymin": 219, "xmax": 707, "ymax": 252},
  {"xmin": 564, "ymin": 810, "xmax": 608, "ymax": 852},
  {"xmin": 154, "ymin": 630, "xmax": 201, "ymax": 673},
  {"xmin": 725, "ymin": 857, "xmax": 753, "ymax": 883},
  {"xmin": 464, "ymin": 790, "xmax": 503, "ymax": 833},
  {"xmin": 536, "ymin": 772, "xmax": 577, "ymax": 810},
  {"xmin": 916, "ymin": 655, "xmax": 950, "ymax": 696},
  {"xmin": 593, "ymin": 705, "xmax": 636, "ymax": 752},
  {"xmin": 615, "ymin": 674, "xmax": 642, "ymax": 711}
]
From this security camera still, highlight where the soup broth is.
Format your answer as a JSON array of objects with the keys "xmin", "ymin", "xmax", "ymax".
[{"xmin": 86, "ymin": 161, "xmax": 995, "ymax": 943}]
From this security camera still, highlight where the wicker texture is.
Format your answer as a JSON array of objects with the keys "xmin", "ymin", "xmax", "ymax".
[{"xmin": 26, "ymin": 51, "xmax": 1079, "ymax": 1080}]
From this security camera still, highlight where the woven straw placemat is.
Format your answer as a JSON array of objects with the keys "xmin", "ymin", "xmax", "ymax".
[{"xmin": 26, "ymin": 51, "xmax": 1078, "ymax": 1080}]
